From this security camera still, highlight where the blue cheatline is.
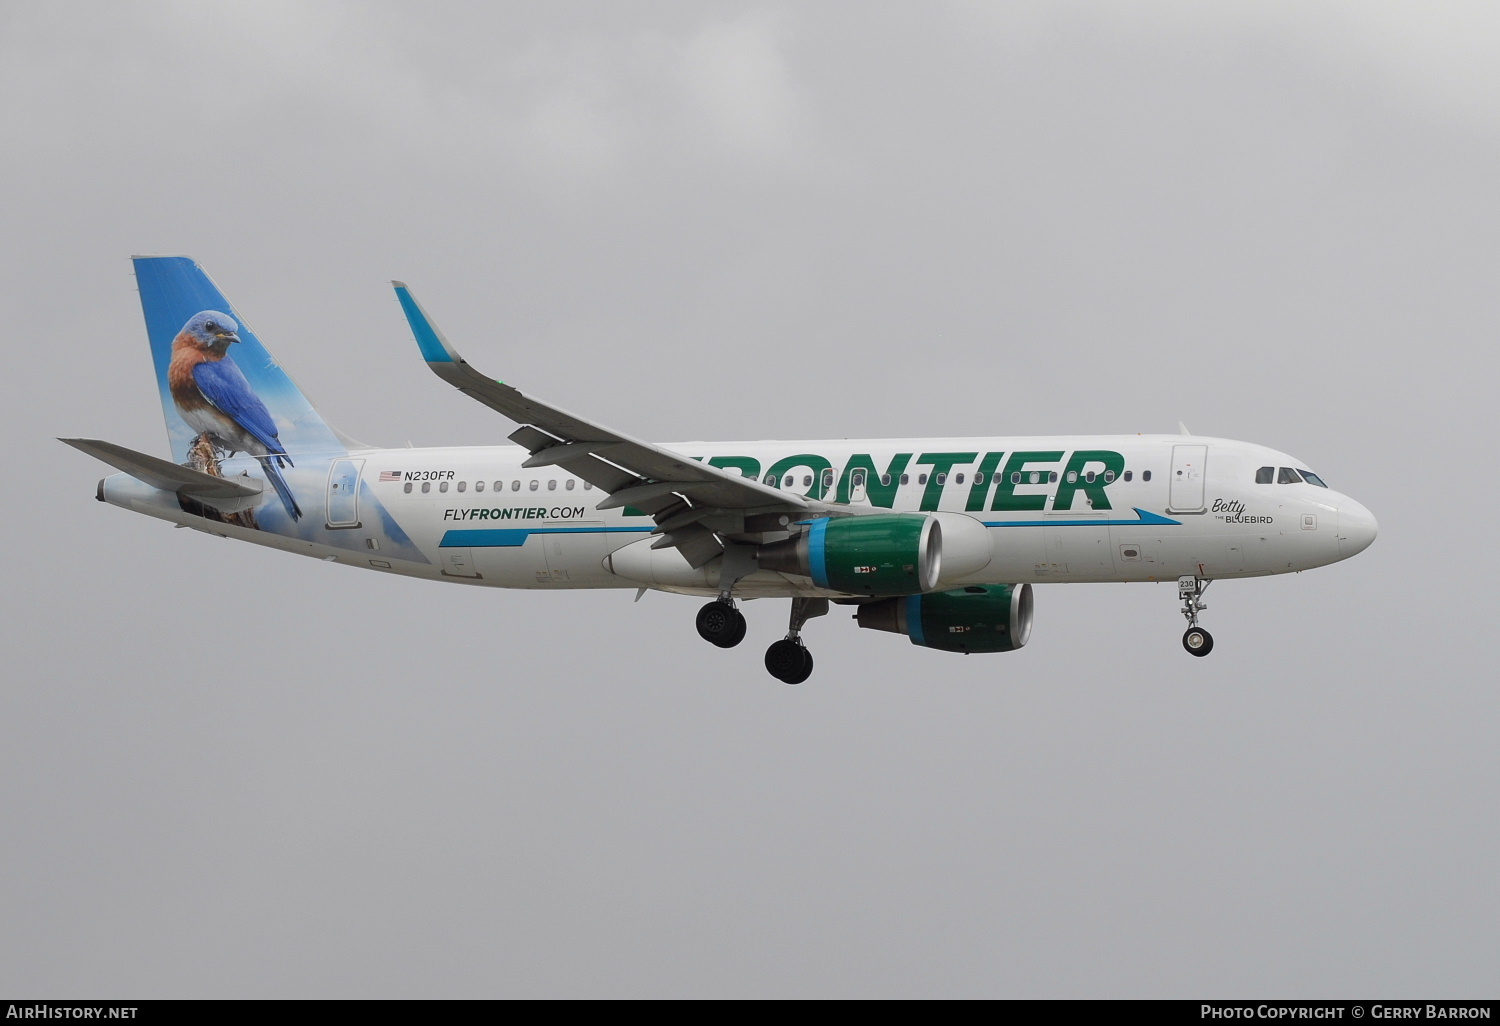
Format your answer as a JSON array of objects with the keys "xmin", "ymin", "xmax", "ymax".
[
  {"xmin": 982, "ymin": 507, "xmax": 1182, "ymax": 528},
  {"xmin": 440, "ymin": 526, "xmax": 654, "ymax": 548}
]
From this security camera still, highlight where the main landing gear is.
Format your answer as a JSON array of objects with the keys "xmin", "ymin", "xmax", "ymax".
[
  {"xmin": 695, "ymin": 599, "xmax": 747, "ymax": 648},
  {"xmin": 1178, "ymin": 575, "xmax": 1214, "ymax": 657},
  {"xmin": 695, "ymin": 594, "xmax": 828, "ymax": 683},
  {"xmin": 765, "ymin": 597, "xmax": 827, "ymax": 685}
]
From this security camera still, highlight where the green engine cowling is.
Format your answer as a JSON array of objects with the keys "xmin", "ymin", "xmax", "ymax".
[
  {"xmin": 757, "ymin": 514, "xmax": 941, "ymax": 596},
  {"xmin": 855, "ymin": 583, "xmax": 1034, "ymax": 653}
]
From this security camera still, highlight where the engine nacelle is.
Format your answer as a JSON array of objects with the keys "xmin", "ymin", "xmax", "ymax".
[
  {"xmin": 856, "ymin": 583, "xmax": 1034, "ymax": 653},
  {"xmin": 758, "ymin": 514, "xmax": 941, "ymax": 596}
]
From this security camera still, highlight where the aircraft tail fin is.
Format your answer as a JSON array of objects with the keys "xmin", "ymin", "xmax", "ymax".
[{"xmin": 132, "ymin": 256, "xmax": 347, "ymax": 465}]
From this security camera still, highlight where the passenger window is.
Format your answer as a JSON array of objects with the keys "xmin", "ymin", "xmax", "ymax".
[
  {"xmin": 547, "ymin": 479, "xmax": 557, "ymax": 491},
  {"xmin": 403, "ymin": 482, "xmax": 412, "ymax": 493},
  {"xmin": 421, "ymin": 482, "xmax": 431, "ymax": 494},
  {"xmin": 1277, "ymin": 467, "xmax": 1302, "ymax": 484},
  {"xmin": 900, "ymin": 474, "xmax": 910, "ymax": 485},
  {"xmin": 1066, "ymin": 471, "xmax": 1078, "ymax": 484},
  {"xmin": 1256, "ymin": 466, "xmax": 1274, "ymax": 484},
  {"xmin": 475, "ymin": 480, "xmax": 485, "ymax": 492},
  {"xmin": 584, "ymin": 482, "xmax": 593, "ymax": 490},
  {"xmin": 566, "ymin": 479, "xmax": 575, "ymax": 490},
  {"xmin": 783, "ymin": 474, "xmax": 794, "ymax": 488},
  {"xmin": 974, "ymin": 472, "xmax": 984, "ymax": 485},
  {"xmin": 1103, "ymin": 470, "xmax": 1114, "ymax": 483},
  {"xmin": 764, "ymin": 472, "xmax": 777, "ymax": 486},
  {"xmin": 457, "ymin": 481, "xmax": 466, "ymax": 492},
  {"xmin": 954, "ymin": 473, "xmax": 964, "ymax": 484},
  {"xmin": 1049, "ymin": 472, "xmax": 1058, "ymax": 484},
  {"xmin": 1123, "ymin": 471, "xmax": 1132, "ymax": 482},
  {"xmin": 1028, "ymin": 471, "xmax": 1040, "ymax": 485},
  {"xmin": 821, "ymin": 469, "xmax": 835, "ymax": 491},
  {"xmin": 802, "ymin": 474, "xmax": 812, "ymax": 487},
  {"xmin": 1011, "ymin": 472, "xmax": 1021, "ymax": 484},
  {"xmin": 512, "ymin": 480, "xmax": 521, "ymax": 491},
  {"xmin": 1142, "ymin": 470, "xmax": 1152, "ymax": 482},
  {"xmin": 529, "ymin": 480, "xmax": 539, "ymax": 491},
  {"xmin": 880, "ymin": 475, "xmax": 891, "ymax": 487},
  {"xmin": 918, "ymin": 474, "xmax": 928, "ymax": 485},
  {"xmin": 852, "ymin": 470, "xmax": 867, "ymax": 487},
  {"xmin": 936, "ymin": 473, "xmax": 946, "ymax": 485}
]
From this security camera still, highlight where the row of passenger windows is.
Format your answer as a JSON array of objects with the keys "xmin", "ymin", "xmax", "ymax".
[
  {"xmin": 767, "ymin": 469, "xmax": 1152, "ymax": 489},
  {"xmin": 403, "ymin": 479, "xmax": 596, "ymax": 494},
  {"xmin": 1254, "ymin": 466, "xmax": 1328, "ymax": 487},
  {"xmin": 400, "ymin": 467, "xmax": 1167, "ymax": 495}
]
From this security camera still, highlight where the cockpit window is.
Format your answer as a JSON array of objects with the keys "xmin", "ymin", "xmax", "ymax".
[
  {"xmin": 1277, "ymin": 467, "xmax": 1303, "ymax": 484},
  {"xmin": 1298, "ymin": 470, "xmax": 1328, "ymax": 488},
  {"xmin": 1255, "ymin": 466, "xmax": 1274, "ymax": 484}
]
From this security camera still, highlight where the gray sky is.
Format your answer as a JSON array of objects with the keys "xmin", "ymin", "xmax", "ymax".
[{"xmin": 2, "ymin": 0, "xmax": 1495, "ymax": 998}]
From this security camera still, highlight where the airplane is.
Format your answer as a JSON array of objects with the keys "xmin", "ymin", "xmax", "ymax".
[{"xmin": 63, "ymin": 256, "xmax": 1378, "ymax": 683}]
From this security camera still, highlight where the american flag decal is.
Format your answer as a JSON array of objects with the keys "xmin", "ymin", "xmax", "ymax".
[{"xmin": 379, "ymin": 471, "xmax": 402, "ymax": 482}]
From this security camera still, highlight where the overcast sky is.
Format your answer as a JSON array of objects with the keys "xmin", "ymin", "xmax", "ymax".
[{"xmin": 2, "ymin": 0, "xmax": 1496, "ymax": 998}]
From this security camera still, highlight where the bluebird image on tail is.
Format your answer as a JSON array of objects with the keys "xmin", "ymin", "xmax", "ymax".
[
  {"xmin": 129, "ymin": 256, "xmax": 425, "ymax": 561},
  {"xmin": 167, "ymin": 310, "xmax": 303, "ymax": 520}
]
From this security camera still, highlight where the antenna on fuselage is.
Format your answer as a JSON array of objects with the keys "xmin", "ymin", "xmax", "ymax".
[{"xmin": 1178, "ymin": 421, "xmax": 1192, "ymax": 435}]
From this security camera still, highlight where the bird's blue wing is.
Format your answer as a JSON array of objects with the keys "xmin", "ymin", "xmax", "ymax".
[{"xmin": 193, "ymin": 357, "xmax": 286, "ymax": 455}]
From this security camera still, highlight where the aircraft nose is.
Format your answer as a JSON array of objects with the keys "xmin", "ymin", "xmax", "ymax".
[{"xmin": 1337, "ymin": 499, "xmax": 1378, "ymax": 559}]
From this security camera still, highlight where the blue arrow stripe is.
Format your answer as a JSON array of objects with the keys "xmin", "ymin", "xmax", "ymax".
[
  {"xmin": 441, "ymin": 526, "xmax": 654, "ymax": 547},
  {"xmin": 981, "ymin": 507, "xmax": 1181, "ymax": 528}
]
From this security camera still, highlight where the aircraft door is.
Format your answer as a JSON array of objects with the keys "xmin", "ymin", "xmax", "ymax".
[
  {"xmin": 1168, "ymin": 444, "xmax": 1208, "ymax": 513},
  {"xmin": 326, "ymin": 458, "xmax": 363, "ymax": 528}
]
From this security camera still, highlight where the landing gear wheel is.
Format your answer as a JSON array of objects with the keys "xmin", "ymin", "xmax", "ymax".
[
  {"xmin": 696, "ymin": 601, "xmax": 747, "ymax": 648},
  {"xmin": 765, "ymin": 639, "xmax": 813, "ymax": 684},
  {"xmin": 1182, "ymin": 627, "xmax": 1214, "ymax": 657}
]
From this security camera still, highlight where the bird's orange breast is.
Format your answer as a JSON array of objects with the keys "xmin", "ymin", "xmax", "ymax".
[{"xmin": 169, "ymin": 335, "xmax": 216, "ymax": 410}]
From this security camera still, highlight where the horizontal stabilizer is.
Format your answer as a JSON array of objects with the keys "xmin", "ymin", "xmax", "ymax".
[{"xmin": 59, "ymin": 437, "xmax": 263, "ymax": 513}]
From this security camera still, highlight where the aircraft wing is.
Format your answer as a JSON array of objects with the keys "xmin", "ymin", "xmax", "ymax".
[{"xmin": 393, "ymin": 283, "xmax": 835, "ymax": 568}]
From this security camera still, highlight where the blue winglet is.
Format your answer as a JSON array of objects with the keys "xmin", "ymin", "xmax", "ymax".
[{"xmin": 392, "ymin": 282, "xmax": 457, "ymax": 364}]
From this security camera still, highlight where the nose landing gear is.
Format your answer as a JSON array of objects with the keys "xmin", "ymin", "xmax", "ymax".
[
  {"xmin": 1178, "ymin": 575, "xmax": 1214, "ymax": 657},
  {"xmin": 765, "ymin": 597, "xmax": 827, "ymax": 684}
]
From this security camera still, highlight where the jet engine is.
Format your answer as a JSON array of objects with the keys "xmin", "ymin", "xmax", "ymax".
[
  {"xmin": 757, "ymin": 514, "xmax": 941, "ymax": 596},
  {"xmin": 855, "ymin": 583, "xmax": 1033, "ymax": 653}
]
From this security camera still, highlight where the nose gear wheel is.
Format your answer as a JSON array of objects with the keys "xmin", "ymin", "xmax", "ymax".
[
  {"xmin": 1182, "ymin": 627, "xmax": 1214, "ymax": 656},
  {"xmin": 1177, "ymin": 576, "xmax": 1214, "ymax": 657}
]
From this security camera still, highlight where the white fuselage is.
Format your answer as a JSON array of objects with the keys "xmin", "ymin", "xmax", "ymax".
[{"xmin": 100, "ymin": 433, "xmax": 1378, "ymax": 599}]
